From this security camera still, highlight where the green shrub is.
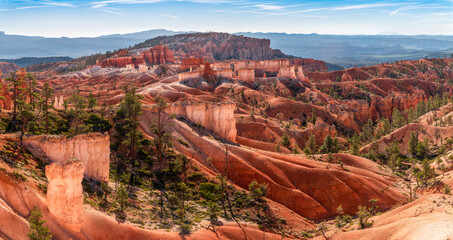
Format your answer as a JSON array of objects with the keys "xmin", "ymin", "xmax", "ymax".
[
  {"xmin": 179, "ymin": 223, "xmax": 191, "ymax": 235},
  {"xmin": 27, "ymin": 208, "xmax": 52, "ymax": 240},
  {"xmin": 199, "ymin": 182, "xmax": 220, "ymax": 202},
  {"xmin": 13, "ymin": 171, "xmax": 26, "ymax": 182},
  {"xmin": 188, "ymin": 173, "xmax": 207, "ymax": 182},
  {"xmin": 177, "ymin": 138, "xmax": 189, "ymax": 147},
  {"xmin": 207, "ymin": 202, "xmax": 220, "ymax": 220}
]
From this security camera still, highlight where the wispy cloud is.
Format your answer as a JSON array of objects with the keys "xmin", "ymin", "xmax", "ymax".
[
  {"xmin": 40, "ymin": 1, "xmax": 75, "ymax": 7},
  {"xmin": 332, "ymin": 3, "xmax": 400, "ymax": 11},
  {"xmin": 16, "ymin": 5, "xmax": 47, "ymax": 10},
  {"xmin": 390, "ymin": 4, "xmax": 445, "ymax": 16},
  {"xmin": 255, "ymin": 4, "xmax": 285, "ymax": 11},
  {"xmin": 162, "ymin": 14, "xmax": 179, "ymax": 18}
]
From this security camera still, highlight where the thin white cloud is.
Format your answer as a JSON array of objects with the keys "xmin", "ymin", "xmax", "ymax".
[
  {"xmin": 16, "ymin": 5, "xmax": 47, "ymax": 10},
  {"xmin": 255, "ymin": 4, "xmax": 284, "ymax": 11},
  {"xmin": 40, "ymin": 1, "xmax": 75, "ymax": 7},
  {"xmin": 162, "ymin": 14, "xmax": 180, "ymax": 18},
  {"xmin": 332, "ymin": 3, "xmax": 399, "ymax": 11},
  {"xmin": 390, "ymin": 5, "xmax": 445, "ymax": 16}
]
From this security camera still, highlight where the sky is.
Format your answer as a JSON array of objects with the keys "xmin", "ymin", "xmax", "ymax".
[{"xmin": 0, "ymin": 0, "xmax": 452, "ymax": 37}]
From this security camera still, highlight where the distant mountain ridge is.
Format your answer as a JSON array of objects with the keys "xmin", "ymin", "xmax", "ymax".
[
  {"xmin": 0, "ymin": 29, "xmax": 182, "ymax": 59},
  {"xmin": 0, "ymin": 56, "xmax": 73, "ymax": 67},
  {"xmin": 1, "ymin": 29, "xmax": 452, "ymax": 68}
]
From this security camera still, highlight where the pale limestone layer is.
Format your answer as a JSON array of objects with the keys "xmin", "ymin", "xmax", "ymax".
[
  {"xmin": 45, "ymin": 159, "xmax": 84, "ymax": 231},
  {"xmin": 167, "ymin": 101, "xmax": 237, "ymax": 142},
  {"xmin": 25, "ymin": 133, "xmax": 110, "ymax": 182},
  {"xmin": 238, "ymin": 69, "xmax": 255, "ymax": 83}
]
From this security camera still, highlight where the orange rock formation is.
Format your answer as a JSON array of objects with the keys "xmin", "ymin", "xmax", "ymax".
[
  {"xmin": 45, "ymin": 159, "xmax": 85, "ymax": 231},
  {"xmin": 24, "ymin": 133, "xmax": 110, "ymax": 181}
]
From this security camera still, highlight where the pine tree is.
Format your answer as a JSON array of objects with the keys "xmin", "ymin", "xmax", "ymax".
[
  {"xmin": 41, "ymin": 83, "xmax": 54, "ymax": 134},
  {"xmin": 387, "ymin": 140, "xmax": 400, "ymax": 172},
  {"xmin": 5, "ymin": 70, "xmax": 27, "ymax": 132},
  {"xmin": 321, "ymin": 134, "xmax": 339, "ymax": 153},
  {"xmin": 381, "ymin": 118, "xmax": 392, "ymax": 135},
  {"xmin": 280, "ymin": 133, "xmax": 291, "ymax": 149},
  {"xmin": 408, "ymin": 131, "xmax": 418, "ymax": 158},
  {"xmin": 416, "ymin": 138, "xmax": 429, "ymax": 159},
  {"xmin": 350, "ymin": 133, "xmax": 360, "ymax": 155},
  {"xmin": 25, "ymin": 73, "xmax": 39, "ymax": 110},
  {"xmin": 88, "ymin": 92, "xmax": 98, "ymax": 112},
  {"xmin": 391, "ymin": 109, "xmax": 405, "ymax": 129},
  {"xmin": 116, "ymin": 183, "xmax": 128, "ymax": 211},
  {"xmin": 304, "ymin": 134, "xmax": 317, "ymax": 158},
  {"xmin": 67, "ymin": 93, "xmax": 89, "ymax": 135},
  {"xmin": 118, "ymin": 85, "xmax": 143, "ymax": 186},
  {"xmin": 27, "ymin": 208, "xmax": 52, "ymax": 240},
  {"xmin": 360, "ymin": 119, "xmax": 374, "ymax": 142},
  {"xmin": 151, "ymin": 95, "xmax": 174, "ymax": 169}
]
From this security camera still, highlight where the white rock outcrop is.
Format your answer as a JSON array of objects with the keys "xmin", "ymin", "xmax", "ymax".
[
  {"xmin": 167, "ymin": 101, "xmax": 237, "ymax": 142},
  {"xmin": 25, "ymin": 133, "xmax": 110, "ymax": 181}
]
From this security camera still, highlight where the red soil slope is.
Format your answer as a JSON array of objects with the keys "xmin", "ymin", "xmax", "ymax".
[{"xmin": 332, "ymin": 194, "xmax": 453, "ymax": 240}]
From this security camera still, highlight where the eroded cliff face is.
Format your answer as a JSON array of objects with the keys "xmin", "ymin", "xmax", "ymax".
[
  {"xmin": 24, "ymin": 133, "xmax": 110, "ymax": 182},
  {"xmin": 166, "ymin": 101, "xmax": 237, "ymax": 142},
  {"xmin": 0, "ymin": 62, "xmax": 20, "ymax": 74},
  {"xmin": 45, "ymin": 159, "xmax": 85, "ymax": 231},
  {"xmin": 100, "ymin": 46, "xmax": 175, "ymax": 68}
]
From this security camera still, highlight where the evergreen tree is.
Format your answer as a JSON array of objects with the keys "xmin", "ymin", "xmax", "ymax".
[
  {"xmin": 151, "ymin": 95, "xmax": 174, "ymax": 169},
  {"xmin": 25, "ymin": 73, "xmax": 39, "ymax": 110},
  {"xmin": 27, "ymin": 208, "xmax": 52, "ymax": 240},
  {"xmin": 5, "ymin": 70, "xmax": 27, "ymax": 131},
  {"xmin": 116, "ymin": 183, "xmax": 128, "ymax": 211},
  {"xmin": 416, "ymin": 138, "xmax": 429, "ymax": 159},
  {"xmin": 391, "ymin": 109, "xmax": 405, "ymax": 129},
  {"xmin": 386, "ymin": 140, "xmax": 400, "ymax": 172},
  {"xmin": 408, "ymin": 131, "xmax": 418, "ymax": 158},
  {"xmin": 350, "ymin": 133, "xmax": 360, "ymax": 155},
  {"xmin": 303, "ymin": 134, "xmax": 317, "ymax": 158},
  {"xmin": 280, "ymin": 133, "xmax": 291, "ymax": 149},
  {"xmin": 381, "ymin": 118, "xmax": 392, "ymax": 135},
  {"xmin": 321, "ymin": 134, "xmax": 339, "ymax": 154},
  {"xmin": 41, "ymin": 83, "xmax": 54, "ymax": 134},
  {"xmin": 88, "ymin": 92, "xmax": 98, "ymax": 112},
  {"xmin": 118, "ymin": 85, "xmax": 143, "ymax": 185},
  {"xmin": 360, "ymin": 119, "xmax": 374, "ymax": 142},
  {"xmin": 67, "ymin": 93, "xmax": 89, "ymax": 135}
]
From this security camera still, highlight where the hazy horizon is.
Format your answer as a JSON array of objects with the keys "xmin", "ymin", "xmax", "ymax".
[{"xmin": 1, "ymin": 28, "xmax": 453, "ymax": 39}]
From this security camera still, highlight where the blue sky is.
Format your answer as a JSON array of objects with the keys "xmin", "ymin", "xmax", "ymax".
[{"xmin": 0, "ymin": 0, "xmax": 452, "ymax": 37}]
